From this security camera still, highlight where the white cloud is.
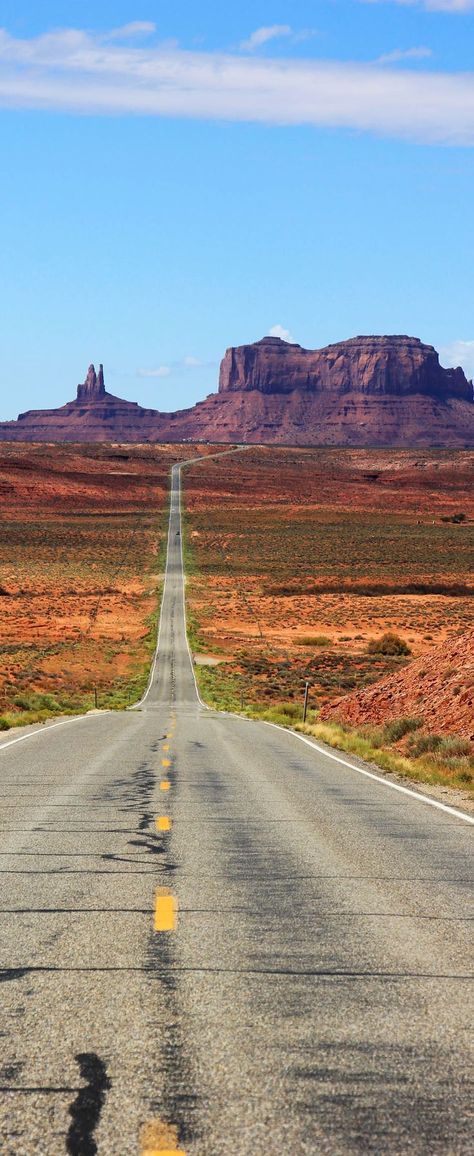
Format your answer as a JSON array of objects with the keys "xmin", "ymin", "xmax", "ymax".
[
  {"xmin": 439, "ymin": 340, "xmax": 474, "ymax": 379},
  {"xmin": 137, "ymin": 356, "xmax": 216, "ymax": 377},
  {"xmin": 240, "ymin": 25, "xmax": 292, "ymax": 52},
  {"xmin": 269, "ymin": 324, "xmax": 295, "ymax": 342},
  {"xmin": 137, "ymin": 366, "xmax": 171, "ymax": 378},
  {"xmin": 377, "ymin": 46, "xmax": 433, "ymax": 64},
  {"xmin": 0, "ymin": 27, "xmax": 474, "ymax": 144},
  {"xmin": 105, "ymin": 23, "xmax": 157, "ymax": 41}
]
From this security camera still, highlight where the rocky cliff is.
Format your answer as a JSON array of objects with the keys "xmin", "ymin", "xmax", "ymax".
[
  {"xmin": 219, "ymin": 335, "xmax": 472, "ymax": 400},
  {"xmin": 0, "ymin": 338, "xmax": 473, "ymax": 446}
]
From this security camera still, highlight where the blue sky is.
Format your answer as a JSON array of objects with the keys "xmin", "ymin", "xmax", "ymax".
[{"xmin": 0, "ymin": 0, "xmax": 473, "ymax": 418}]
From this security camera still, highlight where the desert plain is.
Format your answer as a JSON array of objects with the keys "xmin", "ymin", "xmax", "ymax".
[{"xmin": 0, "ymin": 441, "xmax": 473, "ymax": 793}]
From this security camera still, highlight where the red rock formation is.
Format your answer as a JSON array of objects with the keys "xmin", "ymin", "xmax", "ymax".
[
  {"xmin": 76, "ymin": 363, "xmax": 106, "ymax": 402},
  {"xmin": 320, "ymin": 629, "xmax": 474, "ymax": 740},
  {"xmin": 219, "ymin": 335, "xmax": 472, "ymax": 401},
  {"xmin": 0, "ymin": 339, "xmax": 473, "ymax": 445}
]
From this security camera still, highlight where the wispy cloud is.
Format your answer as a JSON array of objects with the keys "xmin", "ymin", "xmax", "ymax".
[
  {"xmin": 440, "ymin": 340, "xmax": 474, "ymax": 378},
  {"xmin": 240, "ymin": 25, "xmax": 317, "ymax": 52},
  {"xmin": 377, "ymin": 46, "xmax": 433, "ymax": 64},
  {"xmin": 137, "ymin": 356, "xmax": 215, "ymax": 378},
  {"xmin": 105, "ymin": 22, "xmax": 157, "ymax": 42},
  {"xmin": 137, "ymin": 366, "xmax": 171, "ymax": 379},
  {"xmin": 0, "ymin": 27, "xmax": 474, "ymax": 145},
  {"xmin": 269, "ymin": 324, "xmax": 295, "ymax": 342},
  {"xmin": 240, "ymin": 25, "xmax": 292, "ymax": 52},
  {"xmin": 365, "ymin": 0, "xmax": 474, "ymax": 11}
]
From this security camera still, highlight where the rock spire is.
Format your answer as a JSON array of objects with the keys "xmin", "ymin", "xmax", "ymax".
[{"xmin": 77, "ymin": 363, "xmax": 106, "ymax": 402}]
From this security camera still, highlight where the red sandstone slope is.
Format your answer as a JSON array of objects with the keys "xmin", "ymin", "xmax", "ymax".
[
  {"xmin": 0, "ymin": 336, "xmax": 473, "ymax": 445},
  {"xmin": 321, "ymin": 630, "xmax": 474, "ymax": 738}
]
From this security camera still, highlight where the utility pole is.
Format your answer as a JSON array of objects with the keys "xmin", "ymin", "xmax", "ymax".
[
  {"xmin": 303, "ymin": 681, "xmax": 310, "ymax": 723},
  {"xmin": 94, "ymin": 687, "xmax": 98, "ymax": 709}
]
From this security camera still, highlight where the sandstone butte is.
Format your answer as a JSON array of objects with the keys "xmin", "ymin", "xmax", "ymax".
[
  {"xmin": 1, "ymin": 335, "xmax": 473, "ymax": 445},
  {"xmin": 320, "ymin": 628, "xmax": 474, "ymax": 740}
]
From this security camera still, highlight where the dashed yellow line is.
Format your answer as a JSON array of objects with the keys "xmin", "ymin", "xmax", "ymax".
[
  {"xmin": 160, "ymin": 780, "xmax": 171, "ymax": 791},
  {"xmin": 163, "ymin": 743, "xmax": 170, "ymax": 752},
  {"xmin": 162, "ymin": 758, "xmax": 171, "ymax": 768},
  {"xmin": 156, "ymin": 816, "xmax": 172, "ymax": 832},
  {"xmin": 154, "ymin": 891, "xmax": 178, "ymax": 932},
  {"xmin": 141, "ymin": 1118, "xmax": 185, "ymax": 1155}
]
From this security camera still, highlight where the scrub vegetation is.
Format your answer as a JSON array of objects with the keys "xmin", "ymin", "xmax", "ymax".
[
  {"xmin": 183, "ymin": 446, "xmax": 474, "ymax": 796},
  {"xmin": 0, "ymin": 443, "xmax": 208, "ymax": 728}
]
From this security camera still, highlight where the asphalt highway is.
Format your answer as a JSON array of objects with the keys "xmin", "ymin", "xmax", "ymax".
[{"xmin": 0, "ymin": 462, "xmax": 473, "ymax": 1155}]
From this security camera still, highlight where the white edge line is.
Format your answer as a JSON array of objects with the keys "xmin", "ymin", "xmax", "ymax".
[
  {"xmin": 263, "ymin": 721, "xmax": 474, "ymax": 826},
  {"xmin": 178, "ymin": 447, "xmax": 252, "ymax": 708},
  {"xmin": 132, "ymin": 465, "xmax": 175, "ymax": 708},
  {"xmin": 0, "ymin": 710, "xmax": 113, "ymax": 755},
  {"xmin": 178, "ymin": 464, "xmax": 208, "ymax": 709}
]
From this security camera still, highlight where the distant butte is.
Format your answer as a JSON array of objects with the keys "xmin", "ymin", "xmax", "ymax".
[{"xmin": 0, "ymin": 335, "xmax": 473, "ymax": 445}]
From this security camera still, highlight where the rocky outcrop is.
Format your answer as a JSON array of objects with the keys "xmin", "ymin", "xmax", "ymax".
[
  {"xmin": 0, "ymin": 338, "xmax": 473, "ymax": 445},
  {"xmin": 320, "ymin": 629, "xmax": 474, "ymax": 740},
  {"xmin": 219, "ymin": 335, "xmax": 472, "ymax": 401},
  {"xmin": 76, "ymin": 363, "xmax": 106, "ymax": 402}
]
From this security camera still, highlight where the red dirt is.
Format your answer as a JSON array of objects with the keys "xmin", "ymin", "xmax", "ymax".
[
  {"xmin": 0, "ymin": 442, "xmax": 213, "ymax": 713},
  {"xmin": 184, "ymin": 447, "xmax": 474, "ymax": 713}
]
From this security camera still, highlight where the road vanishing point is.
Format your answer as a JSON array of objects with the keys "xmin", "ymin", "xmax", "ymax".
[{"xmin": 0, "ymin": 461, "xmax": 473, "ymax": 1155}]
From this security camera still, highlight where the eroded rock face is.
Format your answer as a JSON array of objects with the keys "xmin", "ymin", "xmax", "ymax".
[
  {"xmin": 76, "ymin": 363, "xmax": 106, "ymax": 402},
  {"xmin": 218, "ymin": 335, "xmax": 472, "ymax": 401}
]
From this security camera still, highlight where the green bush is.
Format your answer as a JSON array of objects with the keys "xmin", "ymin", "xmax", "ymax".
[
  {"xmin": 14, "ymin": 692, "xmax": 62, "ymax": 713},
  {"xmin": 383, "ymin": 717, "xmax": 422, "ymax": 742},
  {"xmin": 299, "ymin": 635, "xmax": 331, "ymax": 648},
  {"xmin": 0, "ymin": 717, "xmax": 11, "ymax": 731},
  {"xmin": 408, "ymin": 732, "xmax": 443, "ymax": 756},
  {"xmin": 367, "ymin": 632, "xmax": 412, "ymax": 657}
]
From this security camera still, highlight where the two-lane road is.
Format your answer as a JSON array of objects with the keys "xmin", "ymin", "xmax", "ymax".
[{"xmin": 0, "ymin": 462, "xmax": 472, "ymax": 1154}]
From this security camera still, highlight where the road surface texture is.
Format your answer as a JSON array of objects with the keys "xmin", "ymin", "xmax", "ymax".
[{"xmin": 0, "ymin": 462, "xmax": 473, "ymax": 1155}]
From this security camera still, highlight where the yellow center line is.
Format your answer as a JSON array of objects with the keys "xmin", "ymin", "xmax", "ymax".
[
  {"xmin": 162, "ymin": 758, "xmax": 171, "ymax": 768},
  {"xmin": 163, "ymin": 743, "xmax": 170, "ymax": 752},
  {"xmin": 160, "ymin": 780, "xmax": 171, "ymax": 791},
  {"xmin": 157, "ymin": 816, "xmax": 172, "ymax": 832},
  {"xmin": 141, "ymin": 1119, "xmax": 185, "ymax": 1155},
  {"xmin": 154, "ymin": 891, "xmax": 178, "ymax": 932}
]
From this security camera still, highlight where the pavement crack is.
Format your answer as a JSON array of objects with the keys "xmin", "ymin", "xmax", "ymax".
[{"xmin": 66, "ymin": 1052, "xmax": 111, "ymax": 1156}]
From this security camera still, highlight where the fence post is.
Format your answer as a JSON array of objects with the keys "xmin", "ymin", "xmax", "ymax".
[{"xmin": 303, "ymin": 681, "xmax": 310, "ymax": 723}]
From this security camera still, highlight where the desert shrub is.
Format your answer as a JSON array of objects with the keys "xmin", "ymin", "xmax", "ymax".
[
  {"xmin": 434, "ymin": 736, "xmax": 473, "ymax": 759},
  {"xmin": 0, "ymin": 717, "xmax": 10, "ymax": 730},
  {"xmin": 383, "ymin": 717, "xmax": 422, "ymax": 743},
  {"xmin": 367, "ymin": 632, "xmax": 412, "ymax": 657},
  {"xmin": 13, "ymin": 692, "xmax": 62, "ymax": 713},
  {"xmin": 408, "ymin": 732, "xmax": 443, "ymax": 757},
  {"xmin": 299, "ymin": 635, "xmax": 331, "ymax": 647},
  {"xmin": 358, "ymin": 724, "xmax": 386, "ymax": 748},
  {"xmin": 441, "ymin": 512, "xmax": 466, "ymax": 524}
]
